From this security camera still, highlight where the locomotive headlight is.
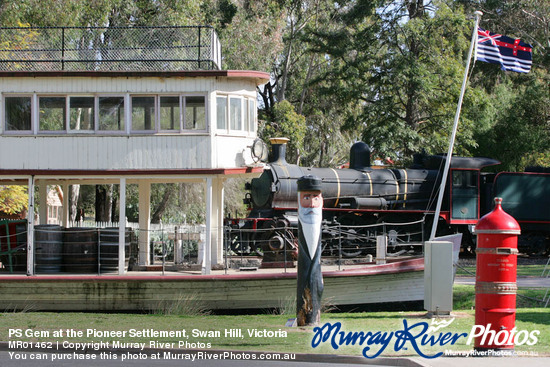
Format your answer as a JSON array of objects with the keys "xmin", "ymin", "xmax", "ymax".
[{"xmin": 251, "ymin": 138, "xmax": 268, "ymax": 162}]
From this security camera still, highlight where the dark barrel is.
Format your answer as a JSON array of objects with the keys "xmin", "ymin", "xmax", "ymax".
[
  {"xmin": 63, "ymin": 227, "xmax": 98, "ymax": 273},
  {"xmin": 99, "ymin": 227, "xmax": 130, "ymax": 272},
  {"xmin": 34, "ymin": 224, "xmax": 63, "ymax": 273}
]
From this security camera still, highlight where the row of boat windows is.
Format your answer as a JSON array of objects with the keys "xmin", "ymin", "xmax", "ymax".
[{"xmin": 2, "ymin": 94, "xmax": 256, "ymax": 134}]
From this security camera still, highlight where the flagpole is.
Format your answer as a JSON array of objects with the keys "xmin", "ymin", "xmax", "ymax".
[{"xmin": 429, "ymin": 11, "xmax": 483, "ymax": 241}]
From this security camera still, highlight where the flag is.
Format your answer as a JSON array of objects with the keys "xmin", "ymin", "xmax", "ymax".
[{"xmin": 475, "ymin": 27, "xmax": 533, "ymax": 73}]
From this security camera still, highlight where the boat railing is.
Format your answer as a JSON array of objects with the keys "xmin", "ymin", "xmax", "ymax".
[
  {"xmin": 1, "ymin": 218, "xmax": 426, "ymax": 275},
  {"xmin": 0, "ymin": 25, "xmax": 221, "ymax": 71},
  {"xmin": 223, "ymin": 217, "xmax": 426, "ymax": 273},
  {"xmin": 0, "ymin": 223, "xmax": 205, "ymax": 274}
]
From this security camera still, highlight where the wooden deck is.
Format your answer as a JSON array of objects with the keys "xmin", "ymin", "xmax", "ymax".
[{"xmin": 0, "ymin": 258, "xmax": 423, "ymax": 312}]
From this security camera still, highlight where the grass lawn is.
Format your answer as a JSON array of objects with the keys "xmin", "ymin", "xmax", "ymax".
[
  {"xmin": 456, "ymin": 262, "xmax": 548, "ymax": 277},
  {"xmin": 1, "ymin": 284, "xmax": 548, "ymax": 358}
]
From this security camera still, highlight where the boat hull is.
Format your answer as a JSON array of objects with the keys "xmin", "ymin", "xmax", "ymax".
[{"xmin": 0, "ymin": 258, "xmax": 423, "ymax": 312}]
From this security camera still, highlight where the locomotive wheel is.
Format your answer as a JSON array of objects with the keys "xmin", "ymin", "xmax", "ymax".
[
  {"xmin": 250, "ymin": 232, "xmax": 264, "ymax": 256},
  {"xmin": 258, "ymin": 219, "xmax": 297, "ymax": 259},
  {"xmin": 228, "ymin": 231, "xmax": 251, "ymax": 255},
  {"xmin": 340, "ymin": 238, "xmax": 363, "ymax": 257},
  {"xmin": 335, "ymin": 213, "xmax": 374, "ymax": 257},
  {"xmin": 376, "ymin": 214, "xmax": 425, "ymax": 254}
]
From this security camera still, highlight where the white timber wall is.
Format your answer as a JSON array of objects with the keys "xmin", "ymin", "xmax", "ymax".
[
  {"xmin": 0, "ymin": 135, "xmax": 212, "ymax": 170},
  {"xmin": 0, "ymin": 75, "xmax": 261, "ymax": 171}
]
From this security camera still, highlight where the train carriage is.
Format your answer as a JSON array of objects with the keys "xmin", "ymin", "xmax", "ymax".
[{"xmin": 491, "ymin": 171, "xmax": 550, "ymax": 254}]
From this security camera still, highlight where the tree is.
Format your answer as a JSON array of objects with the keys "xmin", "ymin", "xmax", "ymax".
[
  {"xmin": 221, "ymin": 1, "xmax": 285, "ymax": 71},
  {"xmin": 94, "ymin": 185, "xmax": 113, "ymax": 222},
  {"xmin": 306, "ymin": 1, "xmax": 491, "ymax": 163},
  {"xmin": 257, "ymin": 0, "xmax": 358, "ymax": 167},
  {"xmin": 0, "ymin": 186, "xmax": 27, "ymax": 215},
  {"xmin": 460, "ymin": 0, "xmax": 550, "ymax": 170},
  {"xmin": 223, "ymin": 0, "xmax": 287, "ymax": 127},
  {"xmin": 150, "ymin": 184, "xmax": 176, "ymax": 224},
  {"xmin": 260, "ymin": 100, "xmax": 307, "ymax": 163}
]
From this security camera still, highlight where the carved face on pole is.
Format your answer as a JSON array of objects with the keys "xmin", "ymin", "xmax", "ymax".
[
  {"xmin": 296, "ymin": 175, "xmax": 323, "ymax": 327},
  {"xmin": 297, "ymin": 176, "xmax": 323, "ymax": 259}
]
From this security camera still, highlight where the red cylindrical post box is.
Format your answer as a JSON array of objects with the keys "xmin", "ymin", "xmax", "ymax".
[{"xmin": 474, "ymin": 197, "xmax": 520, "ymax": 350}]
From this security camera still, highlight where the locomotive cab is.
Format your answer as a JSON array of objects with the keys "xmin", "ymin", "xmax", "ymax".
[
  {"xmin": 422, "ymin": 154, "xmax": 500, "ymax": 226},
  {"xmin": 449, "ymin": 169, "xmax": 481, "ymax": 224}
]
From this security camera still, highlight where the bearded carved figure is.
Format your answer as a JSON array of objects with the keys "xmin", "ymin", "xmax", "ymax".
[{"xmin": 296, "ymin": 175, "xmax": 324, "ymax": 326}]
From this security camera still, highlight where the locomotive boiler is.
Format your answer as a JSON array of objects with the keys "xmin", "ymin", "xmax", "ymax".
[{"xmin": 229, "ymin": 138, "xmax": 500, "ymax": 257}]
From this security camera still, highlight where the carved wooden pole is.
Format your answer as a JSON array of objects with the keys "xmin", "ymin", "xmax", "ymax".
[{"xmin": 296, "ymin": 175, "xmax": 324, "ymax": 326}]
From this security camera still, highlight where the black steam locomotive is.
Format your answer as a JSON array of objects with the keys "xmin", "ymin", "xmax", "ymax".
[{"xmin": 227, "ymin": 139, "xmax": 550, "ymax": 257}]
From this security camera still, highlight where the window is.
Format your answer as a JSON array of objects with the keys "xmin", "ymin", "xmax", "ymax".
[
  {"xmin": 229, "ymin": 97, "xmax": 242, "ymax": 131},
  {"xmin": 3, "ymin": 93, "xmax": 211, "ymax": 134},
  {"xmin": 131, "ymin": 96, "xmax": 155, "ymax": 131},
  {"xmin": 160, "ymin": 96, "xmax": 180, "ymax": 131},
  {"xmin": 246, "ymin": 98, "xmax": 256, "ymax": 132},
  {"xmin": 69, "ymin": 97, "xmax": 94, "ymax": 131},
  {"xmin": 217, "ymin": 95, "xmax": 254, "ymax": 133},
  {"xmin": 184, "ymin": 96, "xmax": 206, "ymax": 130},
  {"xmin": 39, "ymin": 97, "xmax": 66, "ymax": 131},
  {"xmin": 451, "ymin": 170, "xmax": 479, "ymax": 221},
  {"xmin": 216, "ymin": 96, "xmax": 227, "ymax": 130},
  {"xmin": 5, "ymin": 96, "xmax": 32, "ymax": 131},
  {"xmin": 99, "ymin": 96, "xmax": 125, "ymax": 131}
]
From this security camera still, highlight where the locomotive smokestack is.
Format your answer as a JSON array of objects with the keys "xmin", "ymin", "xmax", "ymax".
[
  {"xmin": 269, "ymin": 137, "xmax": 289, "ymax": 164},
  {"xmin": 349, "ymin": 141, "xmax": 371, "ymax": 170}
]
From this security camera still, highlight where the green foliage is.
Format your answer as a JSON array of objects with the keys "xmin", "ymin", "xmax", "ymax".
[
  {"xmin": 299, "ymin": 0, "xmax": 550, "ymax": 170},
  {"xmin": 454, "ymin": 284, "xmax": 547, "ymax": 309},
  {"xmin": 308, "ymin": 1, "xmax": 479, "ymax": 161},
  {"xmin": 220, "ymin": 0, "xmax": 285, "ymax": 71},
  {"xmin": 0, "ymin": 186, "xmax": 28, "ymax": 215},
  {"xmin": 161, "ymin": 183, "xmax": 205, "ymax": 224},
  {"xmin": 0, "ymin": 21, "xmax": 41, "ymax": 72},
  {"xmin": 2, "ymin": 0, "xmax": 549, "ymax": 221},
  {"xmin": 124, "ymin": 183, "xmax": 205, "ymax": 225},
  {"xmin": 473, "ymin": 75, "xmax": 550, "ymax": 171},
  {"xmin": 519, "ymin": 152, "xmax": 550, "ymax": 170},
  {"xmin": 261, "ymin": 100, "xmax": 307, "ymax": 164},
  {"xmin": 0, "ymin": 0, "xmax": 210, "ymax": 27},
  {"xmin": 223, "ymin": 178, "xmax": 249, "ymax": 219},
  {"xmin": 462, "ymin": 0, "xmax": 550, "ymax": 170}
]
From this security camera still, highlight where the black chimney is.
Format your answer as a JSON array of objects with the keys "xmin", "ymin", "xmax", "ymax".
[{"xmin": 269, "ymin": 137, "xmax": 289, "ymax": 164}]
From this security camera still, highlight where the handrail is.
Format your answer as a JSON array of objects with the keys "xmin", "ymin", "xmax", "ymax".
[{"xmin": 0, "ymin": 26, "xmax": 221, "ymax": 71}]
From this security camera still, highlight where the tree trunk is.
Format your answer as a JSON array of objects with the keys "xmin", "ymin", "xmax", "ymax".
[
  {"xmin": 95, "ymin": 185, "xmax": 113, "ymax": 222},
  {"xmin": 258, "ymin": 81, "xmax": 276, "ymax": 121},
  {"xmin": 70, "ymin": 184, "xmax": 80, "ymax": 222},
  {"xmin": 277, "ymin": 36, "xmax": 293, "ymax": 102},
  {"xmin": 151, "ymin": 185, "xmax": 175, "ymax": 224}
]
